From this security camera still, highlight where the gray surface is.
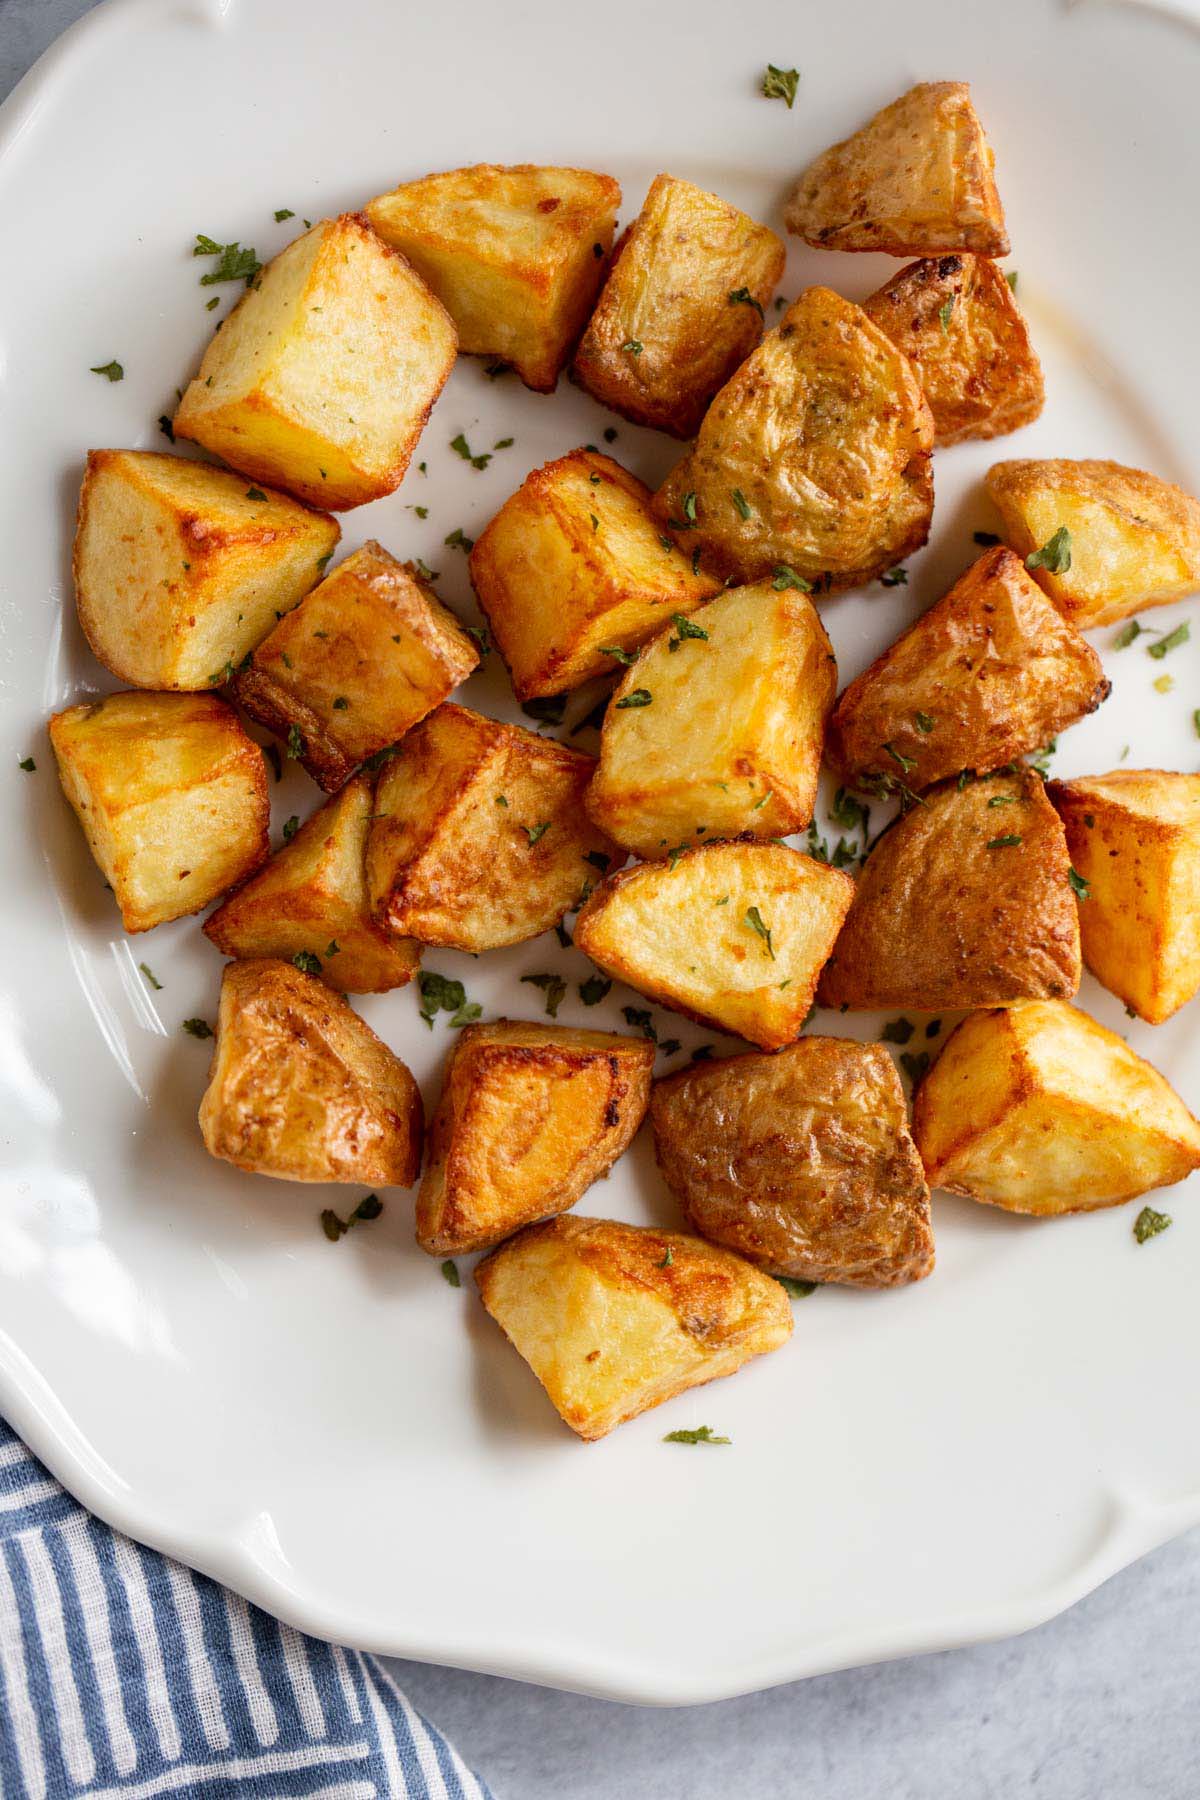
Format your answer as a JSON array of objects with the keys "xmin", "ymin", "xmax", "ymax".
[{"xmin": 3, "ymin": 3, "xmax": 1195, "ymax": 1795}]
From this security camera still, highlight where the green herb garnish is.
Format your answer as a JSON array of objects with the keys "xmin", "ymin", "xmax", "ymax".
[
  {"xmin": 182, "ymin": 1018, "xmax": 213, "ymax": 1039},
  {"xmin": 744, "ymin": 905, "xmax": 774, "ymax": 959},
  {"xmin": 1026, "ymin": 527, "xmax": 1072, "ymax": 575},
  {"xmin": 138, "ymin": 963, "xmax": 162, "ymax": 990},
  {"xmin": 663, "ymin": 1425, "xmax": 731, "ymax": 1445},
  {"xmin": 579, "ymin": 974, "xmax": 612, "ymax": 1006},
  {"xmin": 728, "ymin": 286, "xmax": 764, "ymax": 318},
  {"xmin": 1148, "ymin": 621, "xmax": 1190, "ymax": 660},
  {"xmin": 443, "ymin": 528, "xmax": 474, "ymax": 552},
  {"xmin": 1068, "ymin": 867, "xmax": 1091, "ymax": 900},
  {"xmin": 776, "ymin": 1276, "xmax": 817, "ymax": 1299},
  {"xmin": 90, "ymin": 360, "xmax": 124, "ymax": 382},
  {"xmin": 1134, "ymin": 1206, "xmax": 1172, "ymax": 1244},
  {"xmin": 321, "ymin": 1194, "xmax": 383, "ymax": 1242},
  {"xmin": 193, "ymin": 234, "xmax": 261, "ymax": 285},
  {"xmin": 292, "ymin": 950, "xmax": 322, "ymax": 975},
  {"xmin": 881, "ymin": 1018, "xmax": 914, "ymax": 1044},
  {"xmin": 450, "ymin": 431, "xmax": 490, "ymax": 471},
  {"xmin": 282, "ymin": 815, "xmax": 300, "ymax": 843},
  {"xmin": 761, "ymin": 63, "xmax": 800, "ymax": 106},
  {"xmin": 731, "ymin": 488, "xmax": 752, "ymax": 520},
  {"xmin": 615, "ymin": 688, "xmax": 652, "ymax": 709},
  {"xmin": 522, "ymin": 973, "xmax": 567, "ymax": 1018},
  {"xmin": 987, "ymin": 834, "xmax": 1022, "ymax": 849}
]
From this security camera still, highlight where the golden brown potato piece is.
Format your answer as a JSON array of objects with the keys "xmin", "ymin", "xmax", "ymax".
[
  {"xmin": 826, "ymin": 548, "xmax": 1109, "ymax": 794},
  {"xmin": 469, "ymin": 449, "xmax": 719, "ymax": 699},
  {"xmin": 199, "ymin": 958, "xmax": 422, "ymax": 1185},
  {"xmin": 985, "ymin": 459, "xmax": 1200, "ymax": 629},
  {"xmin": 913, "ymin": 1000, "xmax": 1200, "ymax": 1214},
  {"xmin": 474, "ymin": 1215, "xmax": 791, "ymax": 1440},
  {"xmin": 231, "ymin": 542, "xmax": 479, "ymax": 792},
  {"xmin": 784, "ymin": 81, "xmax": 1009, "ymax": 256},
  {"xmin": 72, "ymin": 451, "xmax": 339, "ymax": 691},
  {"xmin": 652, "ymin": 1039, "xmax": 933, "ymax": 1287},
  {"xmin": 574, "ymin": 841, "xmax": 854, "ymax": 1050},
  {"xmin": 651, "ymin": 288, "xmax": 934, "ymax": 588},
  {"xmin": 572, "ymin": 173, "xmax": 785, "ymax": 438},
  {"xmin": 175, "ymin": 214, "xmax": 456, "ymax": 510},
  {"xmin": 585, "ymin": 579, "xmax": 836, "ymax": 858},
  {"xmin": 416, "ymin": 1022, "xmax": 654, "ymax": 1255},
  {"xmin": 862, "ymin": 255, "xmax": 1042, "ymax": 445},
  {"xmin": 366, "ymin": 164, "xmax": 619, "ymax": 391},
  {"xmin": 1049, "ymin": 770, "xmax": 1200, "ymax": 1025},
  {"xmin": 49, "ymin": 691, "xmax": 269, "ymax": 933},
  {"xmin": 365, "ymin": 703, "xmax": 617, "ymax": 951},
  {"xmin": 818, "ymin": 769, "xmax": 1080, "ymax": 1011}
]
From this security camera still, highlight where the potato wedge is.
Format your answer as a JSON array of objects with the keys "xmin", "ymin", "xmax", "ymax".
[
  {"xmin": 49, "ymin": 690, "xmax": 269, "ymax": 933},
  {"xmin": 474, "ymin": 1214, "xmax": 791, "ymax": 1439},
  {"xmin": 912, "ymin": 999, "xmax": 1200, "ymax": 1214},
  {"xmin": 651, "ymin": 288, "xmax": 934, "ymax": 589},
  {"xmin": 783, "ymin": 81, "xmax": 1009, "ymax": 256},
  {"xmin": 572, "ymin": 173, "xmax": 785, "ymax": 438}
]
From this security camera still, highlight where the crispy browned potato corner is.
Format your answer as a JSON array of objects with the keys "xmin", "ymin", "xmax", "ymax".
[
  {"xmin": 985, "ymin": 459, "xmax": 1200, "ymax": 629},
  {"xmin": 585, "ymin": 579, "xmax": 836, "ymax": 858},
  {"xmin": 913, "ymin": 1000, "xmax": 1200, "ymax": 1214},
  {"xmin": 572, "ymin": 173, "xmax": 785, "ymax": 438},
  {"xmin": 862, "ymin": 255, "xmax": 1042, "ymax": 444},
  {"xmin": 1049, "ymin": 770, "xmax": 1200, "ymax": 1025},
  {"xmin": 818, "ymin": 769, "xmax": 1080, "ymax": 1011},
  {"xmin": 199, "ymin": 958, "xmax": 422, "ymax": 1185},
  {"xmin": 49, "ymin": 691, "xmax": 269, "ymax": 934},
  {"xmin": 574, "ymin": 841, "xmax": 854, "ymax": 1051},
  {"xmin": 651, "ymin": 288, "xmax": 934, "ymax": 589},
  {"xmin": 73, "ymin": 451, "xmax": 339, "ymax": 691},
  {"xmin": 826, "ymin": 548, "xmax": 1109, "ymax": 794},
  {"xmin": 416, "ymin": 1022, "xmax": 654, "ymax": 1256},
  {"xmin": 231, "ymin": 541, "xmax": 479, "ymax": 792},
  {"xmin": 784, "ymin": 81, "xmax": 1009, "ymax": 256},
  {"xmin": 175, "ymin": 213, "xmax": 456, "ymax": 510},
  {"xmin": 474, "ymin": 1215, "xmax": 791, "ymax": 1440}
]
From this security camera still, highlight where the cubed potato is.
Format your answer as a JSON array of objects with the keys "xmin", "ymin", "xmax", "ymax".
[
  {"xmin": 366, "ymin": 164, "xmax": 619, "ymax": 392},
  {"xmin": 416, "ymin": 1022, "xmax": 655, "ymax": 1255},
  {"xmin": 469, "ymin": 449, "xmax": 719, "ymax": 699},
  {"xmin": 474, "ymin": 1214, "xmax": 792, "ymax": 1440},
  {"xmin": 985, "ymin": 459, "xmax": 1200, "ymax": 629},
  {"xmin": 573, "ymin": 841, "xmax": 854, "ymax": 1050},
  {"xmin": 231, "ymin": 541, "xmax": 479, "ymax": 791},
  {"xmin": 199, "ymin": 958, "xmax": 422, "ymax": 1185},
  {"xmin": 651, "ymin": 288, "xmax": 934, "ymax": 589},
  {"xmin": 73, "ymin": 451, "xmax": 339, "ymax": 690},
  {"xmin": 783, "ymin": 81, "xmax": 1009, "ymax": 256},
  {"xmin": 818, "ymin": 769, "xmax": 1080, "ymax": 1011},
  {"xmin": 652, "ymin": 1038, "xmax": 933, "ymax": 1287},
  {"xmin": 365, "ymin": 703, "xmax": 617, "ymax": 951},
  {"xmin": 49, "ymin": 690, "xmax": 269, "ymax": 933},
  {"xmin": 912, "ymin": 999, "xmax": 1200, "ymax": 1214},
  {"xmin": 585, "ymin": 579, "xmax": 836, "ymax": 858},
  {"xmin": 826, "ymin": 547, "xmax": 1109, "ymax": 793},
  {"xmin": 174, "ymin": 213, "xmax": 457, "ymax": 510},
  {"xmin": 862, "ymin": 255, "xmax": 1043, "ymax": 445},
  {"xmin": 572, "ymin": 173, "xmax": 785, "ymax": 438},
  {"xmin": 1048, "ymin": 770, "xmax": 1200, "ymax": 1024}
]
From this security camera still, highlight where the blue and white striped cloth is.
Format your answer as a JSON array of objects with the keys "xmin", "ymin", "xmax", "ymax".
[{"xmin": 0, "ymin": 1419, "xmax": 494, "ymax": 1800}]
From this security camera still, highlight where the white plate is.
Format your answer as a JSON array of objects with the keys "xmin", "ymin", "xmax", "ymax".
[{"xmin": 3, "ymin": 0, "xmax": 1200, "ymax": 1707}]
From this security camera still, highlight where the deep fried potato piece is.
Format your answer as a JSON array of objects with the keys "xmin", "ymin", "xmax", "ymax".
[
  {"xmin": 818, "ymin": 769, "xmax": 1080, "ymax": 1011},
  {"xmin": 416, "ymin": 1022, "xmax": 654, "ymax": 1255},
  {"xmin": 474, "ymin": 1214, "xmax": 791, "ymax": 1439},
  {"xmin": 826, "ymin": 548, "xmax": 1109, "ymax": 793},
  {"xmin": 651, "ymin": 288, "xmax": 934, "ymax": 588},
  {"xmin": 985, "ymin": 459, "xmax": 1200, "ymax": 629},
  {"xmin": 572, "ymin": 173, "xmax": 785, "ymax": 438},
  {"xmin": 1049, "ymin": 770, "xmax": 1200, "ymax": 1024},
  {"xmin": 913, "ymin": 1000, "xmax": 1200, "ymax": 1214},
  {"xmin": 784, "ymin": 81, "xmax": 1009, "ymax": 256}
]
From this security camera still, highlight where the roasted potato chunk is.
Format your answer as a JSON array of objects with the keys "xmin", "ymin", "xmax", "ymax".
[
  {"xmin": 585, "ymin": 579, "xmax": 836, "ymax": 857},
  {"xmin": 913, "ymin": 1000, "xmax": 1200, "ymax": 1214},
  {"xmin": 416, "ymin": 1022, "xmax": 654, "ymax": 1255},
  {"xmin": 49, "ymin": 691, "xmax": 268, "ymax": 933},
  {"xmin": 175, "ymin": 214, "xmax": 456, "ymax": 510},
  {"xmin": 474, "ymin": 1215, "xmax": 791, "ymax": 1439},
  {"xmin": 818, "ymin": 769, "xmax": 1080, "ymax": 1011},
  {"xmin": 366, "ymin": 164, "xmax": 619, "ymax": 392},
  {"xmin": 199, "ymin": 958, "xmax": 422, "ymax": 1185},
  {"xmin": 651, "ymin": 288, "xmax": 934, "ymax": 589},
  {"xmin": 985, "ymin": 459, "xmax": 1200, "ymax": 629},
  {"xmin": 572, "ymin": 173, "xmax": 785, "ymax": 438},
  {"xmin": 1049, "ymin": 770, "xmax": 1200, "ymax": 1024},
  {"xmin": 574, "ymin": 841, "xmax": 854, "ymax": 1050},
  {"xmin": 652, "ymin": 1039, "xmax": 933, "ymax": 1287},
  {"xmin": 73, "ymin": 451, "xmax": 339, "ymax": 691},
  {"xmin": 783, "ymin": 81, "xmax": 1009, "ymax": 256},
  {"xmin": 231, "ymin": 542, "xmax": 478, "ymax": 791},
  {"xmin": 826, "ymin": 548, "xmax": 1109, "ymax": 794}
]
